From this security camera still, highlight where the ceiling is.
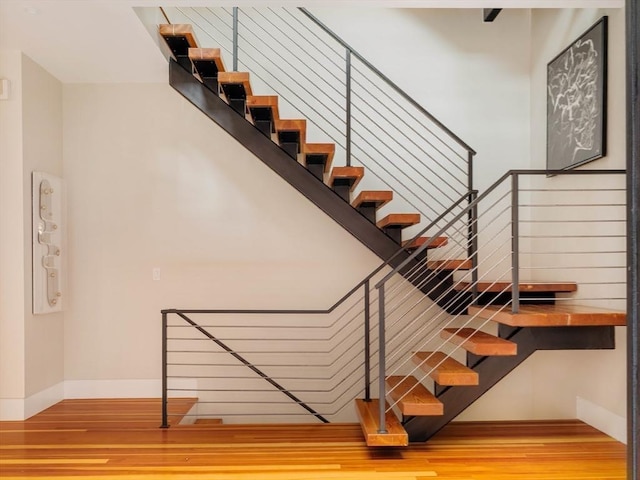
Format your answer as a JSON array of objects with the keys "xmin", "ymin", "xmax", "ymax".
[{"xmin": 0, "ymin": 0, "xmax": 624, "ymax": 84}]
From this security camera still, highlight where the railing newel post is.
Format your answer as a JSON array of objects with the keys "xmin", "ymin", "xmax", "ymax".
[
  {"xmin": 161, "ymin": 311, "xmax": 169, "ymax": 428},
  {"xmin": 345, "ymin": 48, "xmax": 352, "ymax": 167},
  {"xmin": 364, "ymin": 280, "xmax": 371, "ymax": 402},
  {"xmin": 377, "ymin": 284, "xmax": 387, "ymax": 434},
  {"xmin": 511, "ymin": 173, "xmax": 520, "ymax": 313},
  {"xmin": 232, "ymin": 7, "xmax": 239, "ymax": 71}
]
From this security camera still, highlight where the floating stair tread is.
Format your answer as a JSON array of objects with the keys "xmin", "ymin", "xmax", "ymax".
[
  {"xmin": 354, "ymin": 399, "xmax": 408, "ymax": 447},
  {"xmin": 412, "ymin": 351, "xmax": 479, "ymax": 386},
  {"xmin": 188, "ymin": 47, "xmax": 226, "ymax": 73},
  {"xmin": 454, "ymin": 282, "xmax": 578, "ymax": 293},
  {"xmin": 304, "ymin": 143, "xmax": 335, "ymax": 173},
  {"xmin": 469, "ymin": 304, "xmax": 627, "ymax": 327},
  {"xmin": 441, "ymin": 328, "xmax": 517, "ymax": 356},
  {"xmin": 427, "ymin": 259, "xmax": 472, "ymax": 271},
  {"xmin": 352, "ymin": 190, "xmax": 393, "ymax": 209},
  {"xmin": 159, "ymin": 24, "xmax": 198, "ymax": 47},
  {"xmin": 385, "ymin": 376, "xmax": 443, "ymax": 416},
  {"xmin": 377, "ymin": 213, "xmax": 421, "ymax": 229},
  {"xmin": 329, "ymin": 167, "xmax": 365, "ymax": 191},
  {"xmin": 217, "ymin": 72, "xmax": 253, "ymax": 95},
  {"xmin": 403, "ymin": 236, "xmax": 448, "ymax": 250},
  {"xmin": 275, "ymin": 119, "xmax": 307, "ymax": 146},
  {"xmin": 246, "ymin": 95, "xmax": 280, "ymax": 118}
]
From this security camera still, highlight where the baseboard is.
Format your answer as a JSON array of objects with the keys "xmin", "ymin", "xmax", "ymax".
[
  {"xmin": 0, "ymin": 398, "xmax": 25, "ymax": 421},
  {"xmin": 0, "ymin": 382, "xmax": 64, "ymax": 420},
  {"xmin": 64, "ymin": 379, "xmax": 162, "ymax": 398},
  {"xmin": 576, "ymin": 396, "xmax": 626, "ymax": 444}
]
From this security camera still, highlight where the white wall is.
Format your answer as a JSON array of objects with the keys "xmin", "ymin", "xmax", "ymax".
[
  {"xmin": 62, "ymin": 83, "xmax": 381, "ymax": 390},
  {"xmin": 0, "ymin": 50, "xmax": 26, "ymax": 418},
  {"xmin": 0, "ymin": 52, "xmax": 64, "ymax": 420},
  {"xmin": 311, "ymin": 8, "xmax": 533, "ymax": 191}
]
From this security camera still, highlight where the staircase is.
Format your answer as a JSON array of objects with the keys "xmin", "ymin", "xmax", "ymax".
[{"xmin": 156, "ymin": 12, "xmax": 627, "ymax": 447}]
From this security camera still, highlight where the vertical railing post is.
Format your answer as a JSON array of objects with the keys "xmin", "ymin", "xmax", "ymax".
[
  {"xmin": 469, "ymin": 190, "xmax": 479, "ymax": 303},
  {"xmin": 364, "ymin": 280, "xmax": 371, "ymax": 401},
  {"xmin": 345, "ymin": 49, "xmax": 352, "ymax": 167},
  {"xmin": 232, "ymin": 7, "xmax": 239, "ymax": 72},
  {"xmin": 377, "ymin": 284, "xmax": 387, "ymax": 434},
  {"xmin": 161, "ymin": 311, "xmax": 169, "ymax": 428},
  {"xmin": 511, "ymin": 173, "xmax": 520, "ymax": 313}
]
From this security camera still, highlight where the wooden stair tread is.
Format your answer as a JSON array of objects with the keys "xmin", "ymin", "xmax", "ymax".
[
  {"xmin": 403, "ymin": 236, "xmax": 448, "ymax": 250},
  {"xmin": 354, "ymin": 399, "xmax": 408, "ymax": 447},
  {"xmin": 159, "ymin": 24, "xmax": 198, "ymax": 47},
  {"xmin": 188, "ymin": 47, "xmax": 225, "ymax": 73},
  {"xmin": 386, "ymin": 376, "xmax": 443, "ymax": 416},
  {"xmin": 217, "ymin": 71, "xmax": 253, "ymax": 95},
  {"xmin": 469, "ymin": 304, "xmax": 627, "ymax": 327},
  {"xmin": 304, "ymin": 143, "xmax": 335, "ymax": 173},
  {"xmin": 412, "ymin": 351, "xmax": 479, "ymax": 386},
  {"xmin": 352, "ymin": 190, "xmax": 393, "ymax": 209},
  {"xmin": 454, "ymin": 281, "xmax": 577, "ymax": 293},
  {"xmin": 246, "ymin": 95, "xmax": 280, "ymax": 119},
  {"xmin": 377, "ymin": 213, "xmax": 420, "ymax": 229},
  {"xmin": 329, "ymin": 166, "xmax": 364, "ymax": 191},
  {"xmin": 275, "ymin": 119, "xmax": 307, "ymax": 148},
  {"xmin": 440, "ymin": 328, "xmax": 517, "ymax": 356},
  {"xmin": 427, "ymin": 259, "xmax": 472, "ymax": 270}
]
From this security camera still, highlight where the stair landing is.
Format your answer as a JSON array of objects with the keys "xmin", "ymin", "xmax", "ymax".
[
  {"xmin": 470, "ymin": 304, "xmax": 626, "ymax": 327},
  {"xmin": 354, "ymin": 399, "xmax": 408, "ymax": 447}
]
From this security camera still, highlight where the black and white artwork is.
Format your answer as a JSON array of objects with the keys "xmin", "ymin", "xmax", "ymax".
[{"xmin": 547, "ymin": 17, "xmax": 607, "ymax": 170}]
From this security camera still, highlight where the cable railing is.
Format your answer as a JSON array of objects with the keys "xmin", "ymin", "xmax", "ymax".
[
  {"xmin": 161, "ymin": 193, "xmax": 472, "ymax": 425},
  {"xmin": 161, "ymin": 6, "xmax": 475, "ymax": 238},
  {"xmin": 374, "ymin": 169, "xmax": 626, "ymax": 433}
]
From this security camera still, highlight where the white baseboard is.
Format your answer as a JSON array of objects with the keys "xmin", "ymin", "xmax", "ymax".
[
  {"xmin": 64, "ymin": 379, "xmax": 162, "ymax": 398},
  {"xmin": 0, "ymin": 398, "xmax": 25, "ymax": 421},
  {"xmin": 0, "ymin": 382, "xmax": 64, "ymax": 420},
  {"xmin": 25, "ymin": 382, "xmax": 64, "ymax": 418},
  {"xmin": 577, "ymin": 396, "xmax": 626, "ymax": 444}
]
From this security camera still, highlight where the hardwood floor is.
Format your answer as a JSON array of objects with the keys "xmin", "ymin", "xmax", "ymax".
[{"xmin": 0, "ymin": 398, "xmax": 626, "ymax": 479}]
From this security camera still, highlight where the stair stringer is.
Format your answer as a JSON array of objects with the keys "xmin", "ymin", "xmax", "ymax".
[
  {"xmin": 168, "ymin": 59, "xmax": 430, "ymax": 278},
  {"xmin": 404, "ymin": 325, "xmax": 616, "ymax": 442}
]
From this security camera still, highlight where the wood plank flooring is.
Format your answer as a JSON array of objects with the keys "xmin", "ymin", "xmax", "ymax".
[{"xmin": 0, "ymin": 398, "xmax": 626, "ymax": 479}]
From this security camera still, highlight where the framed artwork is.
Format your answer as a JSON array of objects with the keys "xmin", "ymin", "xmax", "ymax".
[{"xmin": 547, "ymin": 16, "xmax": 608, "ymax": 170}]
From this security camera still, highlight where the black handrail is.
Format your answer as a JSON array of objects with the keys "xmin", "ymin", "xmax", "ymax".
[
  {"xmin": 376, "ymin": 169, "xmax": 627, "ymax": 288},
  {"xmin": 297, "ymin": 8, "xmax": 476, "ymax": 156}
]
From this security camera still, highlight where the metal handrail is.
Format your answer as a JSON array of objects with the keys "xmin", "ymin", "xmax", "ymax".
[
  {"xmin": 162, "ymin": 6, "xmax": 475, "ymax": 239},
  {"xmin": 298, "ymin": 8, "xmax": 475, "ymax": 156}
]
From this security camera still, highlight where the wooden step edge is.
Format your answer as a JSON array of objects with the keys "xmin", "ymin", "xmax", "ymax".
[
  {"xmin": 412, "ymin": 351, "xmax": 479, "ymax": 386},
  {"xmin": 304, "ymin": 143, "xmax": 335, "ymax": 173},
  {"xmin": 402, "ymin": 236, "xmax": 448, "ymax": 250},
  {"xmin": 217, "ymin": 71, "xmax": 253, "ymax": 96},
  {"xmin": 469, "ymin": 304, "xmax": 627, "ymax": 327},
  {"xmin": 159, "ymin": 24, "xmax": 198, "ymax": 48},
  {"xmin": 377, "ymin": 213, "xmax": 421, "ymax": 229},
  {"xmin": 328, "ymin": 166, "xmax": 365, "ymax": 191},
  {"xmin": 440, "ymin": 328, "xmax": 517, "ymax": 356},
  {"xmin": 354, "ymin": 399, "xmax": 408, "ymax": 447},
  {"xmin": 352, "ymin": 190, "xmax": 393, "ymax": 209},
  {"xmin": 453, "ymin": 281, "xmax": 578, "ymax": 293},
  {"xmin": 385, "ymin": 376, "xmax": 443, "ymax": 416},
  {"xmin": 194, "ymin": 418, "xmax": 223, "ymax": 425},
  {"xmin": 274, "ymin": 119, "xmax": 307, "ymax": 147},
  {"xmin": 427, "ymin": 259, "xmax": 472, "ymax": 271},
  {"xmin": 188, "ymin": 47, "xmax": 226, "ymax": 73}
]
